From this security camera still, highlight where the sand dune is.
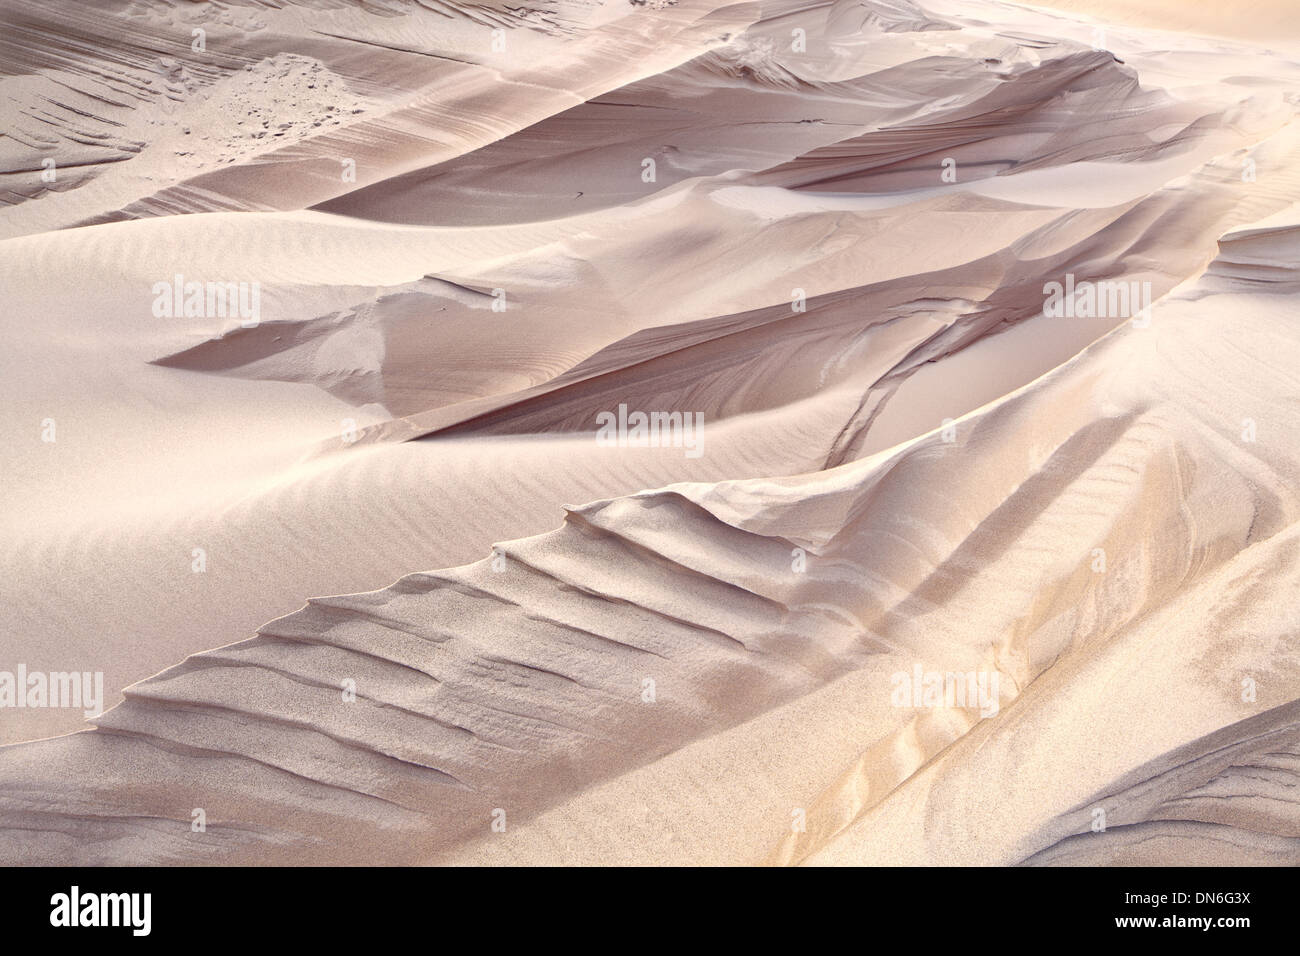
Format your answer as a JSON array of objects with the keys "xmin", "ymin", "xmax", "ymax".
[{"xmin": 1, "ymin": 0, "xmax": 1298, "ymax": 866}]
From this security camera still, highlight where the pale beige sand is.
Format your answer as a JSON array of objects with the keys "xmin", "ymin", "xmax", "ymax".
[
  {"xmin": 1, "ymin": 0, "xmax": 1298, "ymax": 865},
  {"xmin": 1025, "ymin": 0, "xmax": 1300, "ymax": 50}
]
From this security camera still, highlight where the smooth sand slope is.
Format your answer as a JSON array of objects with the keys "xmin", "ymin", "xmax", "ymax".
[{"xmin": 0, "ymin": 0, "xmax": 1298, "ymax": 864}]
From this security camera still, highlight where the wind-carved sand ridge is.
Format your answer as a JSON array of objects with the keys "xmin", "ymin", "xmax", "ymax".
[{"xmin": 1, "ymin": 0, "xmax": 1299, "ymax": 865}]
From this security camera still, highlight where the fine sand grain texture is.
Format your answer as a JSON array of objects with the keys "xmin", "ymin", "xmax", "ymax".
[{"xmin": 1, "ymin": 0, "xmax": 1298, "ymax": 865}]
